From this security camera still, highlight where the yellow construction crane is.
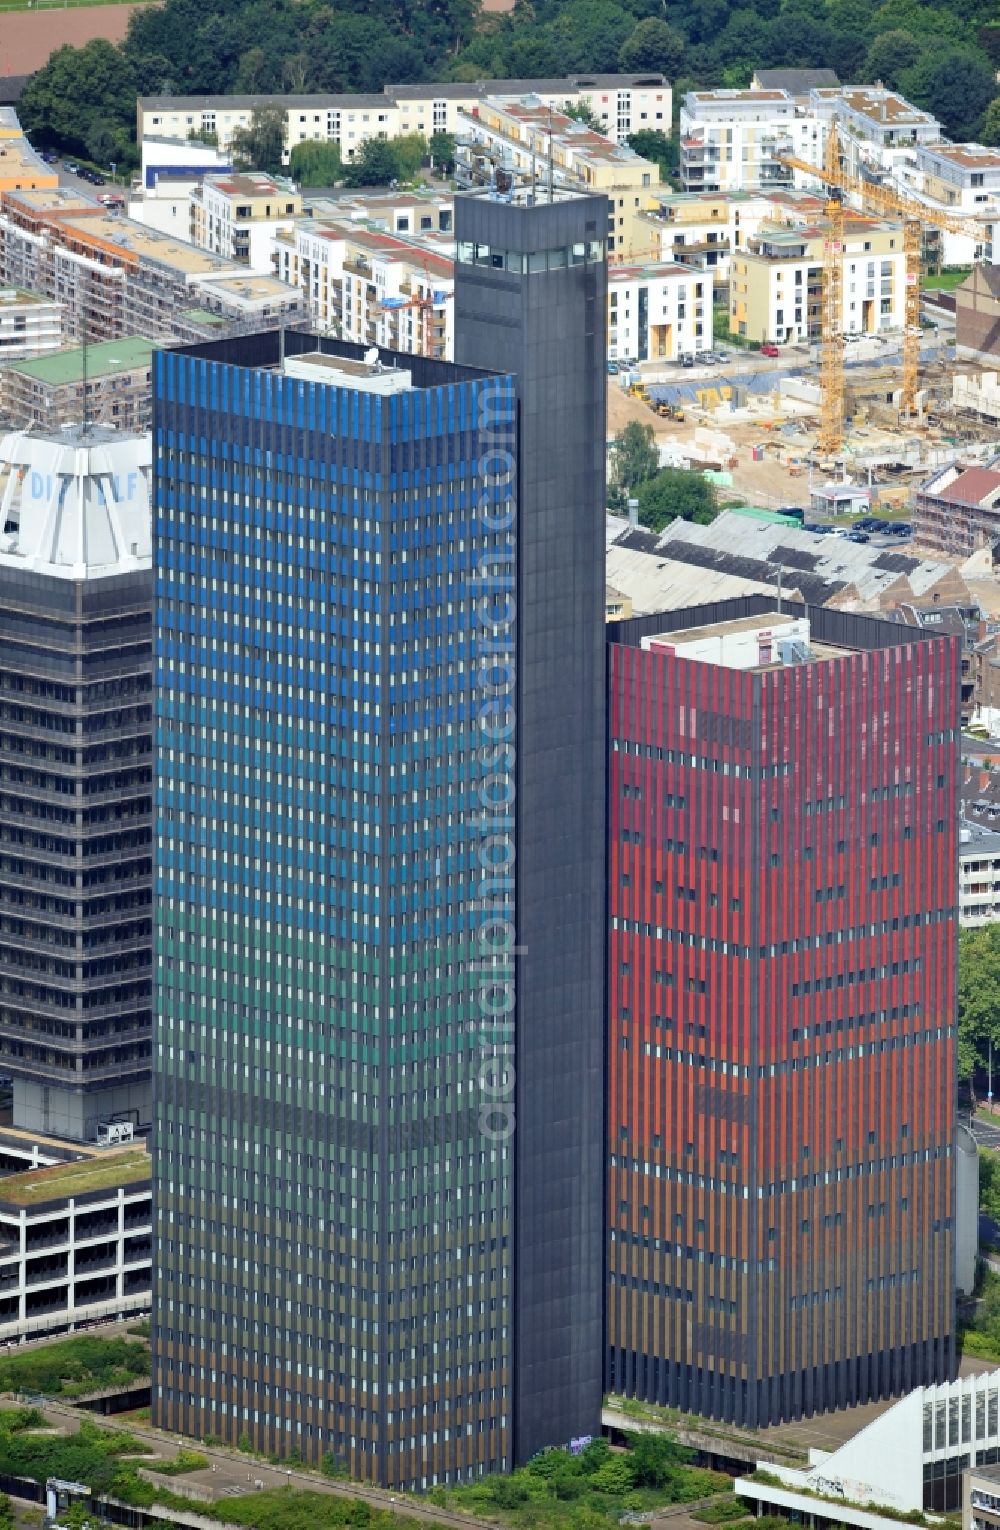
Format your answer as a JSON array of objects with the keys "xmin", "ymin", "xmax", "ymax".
[
  {"xmin": 817, "ymin": 127, "xmax": 845, "ymax": 456},
  {"xmin": 779, "ymin": 125, "xmax": 985, "ymax": 451}
]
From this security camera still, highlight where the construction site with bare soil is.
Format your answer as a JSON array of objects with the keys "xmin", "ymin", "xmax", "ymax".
[{"xmin": 611, "ymin": 322, "xmax": 1000, "ymax": 544}]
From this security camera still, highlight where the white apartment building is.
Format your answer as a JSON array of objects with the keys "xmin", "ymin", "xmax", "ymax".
[
  {"xmin": 137, "ymin": 74, "xmax": 671, "ymax": 163},
  {"xmin": 272, "ymin": 219, "xmax": 454, "ymax": 358},
  {"xmin": 679, "ymin": 88, "xmax": 824, "ymax": 194},
  {"xmin": 456, "ymin": 98, "xmax": 659, "ymax": 255},
  {"xmin": 0, "ymin": 287, "xmax": 61, "ymax": 360},
  {"xmin": 306, "ymin": 188, "xmax": 454, "ymax": 239},
  {"xmin": 190, "ymin": 172, "xmax": 302, "ymax": 271},
  {"xmin": 902, "ymin": 142, "xmax": 1000, "ymax": 265},
  {"xmin": 129, "ymin": 133, "xmax": 231, "ymax": 238},
  {"xmin": 959, "ymin": 822, "xmax": 1000, "ymax": 925},
  {"xmin": 608, "ymin": 262, "xmax": 711, "ymax": 361},
  {"xmin": 813, "ymin": 85, "xmax": 942, "ymax": 184},
  {"xmin": 730, "ymin": 216, "xmax": 906, "ymax": 344},
  {"xmin": 643, "ymin": 186, "xmax": 826, "ymax": 283}
]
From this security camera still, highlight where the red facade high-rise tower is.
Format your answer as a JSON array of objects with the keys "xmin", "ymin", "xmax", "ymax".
[{"xmin": 607, "ymin": 598, "xmax": 959, "ymax": 1427}]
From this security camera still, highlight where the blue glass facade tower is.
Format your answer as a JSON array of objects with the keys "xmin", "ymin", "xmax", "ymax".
[{"xmin": 151, "ymin": 333, "xmax": 517, "ymax": 1488}]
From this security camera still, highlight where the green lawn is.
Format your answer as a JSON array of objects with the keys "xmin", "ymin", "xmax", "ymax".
[
  {"xmin": 0, "ymin": 1148, "xmax": 149, "ymax": 1206},
  {"xmin": 0, "ymin": 1336, "xmax": 148, "ymax": 1399},
  {"xmin": 924, "ymin": 269, "xmax": 971, "ymax": 291}
]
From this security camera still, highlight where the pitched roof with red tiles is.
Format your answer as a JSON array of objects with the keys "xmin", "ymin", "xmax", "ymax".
[{"xmin": 941, "ymin": 467, "xmax": 1000, "ymax": 504}]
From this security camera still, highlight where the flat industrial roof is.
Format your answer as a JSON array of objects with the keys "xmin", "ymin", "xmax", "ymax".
[{"xmin": 8, "ymin": 336, "xmax": 153, "ymax": 386}]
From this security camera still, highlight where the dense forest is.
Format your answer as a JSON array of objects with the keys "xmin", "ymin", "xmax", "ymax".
[{"xmin": 20, "ymin": 0, "xmax": 1000, "ymax": 170}]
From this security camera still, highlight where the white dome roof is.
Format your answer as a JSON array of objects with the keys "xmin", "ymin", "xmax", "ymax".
[{"xmin": 0, "ymin": 424, "xmax": 152, "ymax": 579}]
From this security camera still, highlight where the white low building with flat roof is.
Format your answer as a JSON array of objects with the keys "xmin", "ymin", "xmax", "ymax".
[{"xmin": 738, "ymin": 1366, "xmax": 1000, "ymax": 1524}]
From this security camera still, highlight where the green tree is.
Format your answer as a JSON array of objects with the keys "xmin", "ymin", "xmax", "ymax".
[
  {"xmin": 636, "ymin": 468, "xmax": 718, "ymax": 533},
  {"xmin": 230, "ymin": 105, "xmax": 287, "ymax": 175},
  {"xmin": 289, "ymin": 138, "xmax": 343, "ymax": 186},
  {"xmin": 863, "ymin": 29, "xmax": 922, "ymax": 88},
  {"xmin": 627, "ymin": 128, "xmax": 676, "ymax": 181},
  {"xmin": 619, "ymin": 17, "xmax": 685, "ymax": 75},
  {"xmin": 626, "ymin": 1429, "xmax": 694, "ymax": 1487},
  {"xmin": 560, "ymin": 98, "xmax": 601, "ymax": 129},
  {"xmin": 612, "ymin": 422, "xmax": 660, "ymax": 496},
  {"xmin": 61, "ymin": 1505, "xmax": 102, "ymax": 1530},
  {"xmin": 344, "ymin": 136, "xmax": 405, "ymax": 187},
  {"xmin": 591, "ymin": 1455, "xmax": 637, "ymax": 1493},
  {"xmin": 19, "ymin": 39, "xmax": 136, "ymax": 161},
  {"xmin": 958, "ymin": 924, "xmax": 1000, "ymax": 1088},
  {"xmin": 982, "ymin": 97, "xmax": 1000, "ymax": 147},
  {"xmin": 902, "ymin": 47, "xmax": 998, "ymax": 140},
  {"xmin": 392, "ymin": 131, "xmax": 429, "ymax": 179},
  {"xmin": 0, "ymin": 1494, "xmax": 12, "ymax": 1530},
  {"xmin": 429, "ymin": 130, "xmax": 456, "ymax": 172}
]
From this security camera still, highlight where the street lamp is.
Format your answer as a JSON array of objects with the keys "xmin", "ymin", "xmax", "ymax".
[{"xmin": 989, "ymin": 1036, "xmax": 993, "ymax": 1109}]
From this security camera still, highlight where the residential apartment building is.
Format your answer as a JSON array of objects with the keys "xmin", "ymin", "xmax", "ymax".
[
  {"xmin": 607, "ymin": 596, "xmax": 959, "ymax": 1426},
  {"xmin": 679, "ymin": 89, "xmax": 823, "ymax": 195},
  {"xmin": 0, "ymin": 183, "xmax": 304, "ymax": 345},
  {"xmin": 680, "ymin": 85, "xmax": 944, "ymax": 216},
  {"xmin": 0, "ymin": 423, "xmax": 153, "ymax": 1141},
  {"xmin": 0, "ymin": 108, "xmax": 57, "ymax": 194},
  {"xmin": 1, "ymin": 336, "xmax": 153, "ymax": 433},
  {"xmin": 0, "ymin": 1142, "xmax": 150, "ymax": 1342},
  {"xmin": 813, "ymin": 86, "xmax": 942, "ymax": 184},
  {"xmin": 190, "ymin": 173, "xmax": 302, "ymax": 271},
  {"xmin": 305, "ymin": 188, "xmax": 454, "ymax": 238},
  {"xmin": 273, "ymin": 199, "xmax": 697, "ymax": 364},
  {"xmin": 959, "ymin": 823, "xmax": 1000, "ymax": 927},
  {"xmin": 608, "ymin": 262, "xmax": 711, "ymax": 361},
  {"xmin": 0, "ymin": 287, "xmax": 61, "ymax": 361},
  {"xmin": 905, "ymin": 143, "xmax": 1000, "ymax": 267},
  {"xmin": 137, "ymin": 75, "xmax": 671, "ymax": 160},
  {"xmin": 916, "ymin": 460, "xmax": 1000, "ymax": 557},
  {"xmin": 153, "ymin": 191, "xmax": 606, "ymax": 1488},
  {"xmin": 456, "ymin": 98, "xmax": 660, "ymax": 257},
  {"xmin": 271, "ymin": 218, "xmax": 454, "ymax": 358},
  {"xmin": 642, "ymin": 187, "xmax": 826, "ymax": 284},
  {"xmin": 729, "ymin": 215, "xmax": 905, "ymax": 344},
  {"xmin": 128, "ymin": 135, "xmax": 232, "ymax": 239}
]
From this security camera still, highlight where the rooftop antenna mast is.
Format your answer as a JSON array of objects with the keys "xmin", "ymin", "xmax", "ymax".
[
  {"xmin": 81, "ymin": 274, "xmax": 90, "ymax": 439},
  {"xmin": 547, "ymin": 105, "xmax": 555, "ymax": 203}
]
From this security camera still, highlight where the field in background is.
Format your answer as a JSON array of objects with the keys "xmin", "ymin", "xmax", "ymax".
[{"xmin": 0, "ymin": 2, "xmax": 146, "ymax": 74}]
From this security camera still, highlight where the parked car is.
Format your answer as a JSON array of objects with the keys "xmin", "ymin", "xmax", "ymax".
[
  {"xmin": 64, "ymin": 162, "xmax": 80, "ymax": 175},
  {"xmin": 681, "ymin": 353, "xmax": 695, "ymax": 368},
  {"xmin": 761, "ymin": 342, "xmax": 780, "ymax": 358},
  {"xmin": 847, "ymin": 531, "xmax": 870, "ymax": 544},
  {"xmin": 39, "ymin": 151, "xmax": 58, "ymax": 165},
  {"xmin": 607, "ymin": 360, "xmax": 619, "ymax": 375},
  {"xmin": 714, "ymin": 349, "xmax": 730, "ymax": 363}
]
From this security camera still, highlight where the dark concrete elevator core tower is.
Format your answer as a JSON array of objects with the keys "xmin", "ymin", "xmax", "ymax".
[{"xmin": 454, "ymin": 190, "xmax": 608, "ymax": 1465}]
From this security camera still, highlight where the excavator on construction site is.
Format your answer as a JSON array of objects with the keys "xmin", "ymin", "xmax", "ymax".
[{"xmin": 778, "ymin": 124, "xmax": 985, "ymax": 454}]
